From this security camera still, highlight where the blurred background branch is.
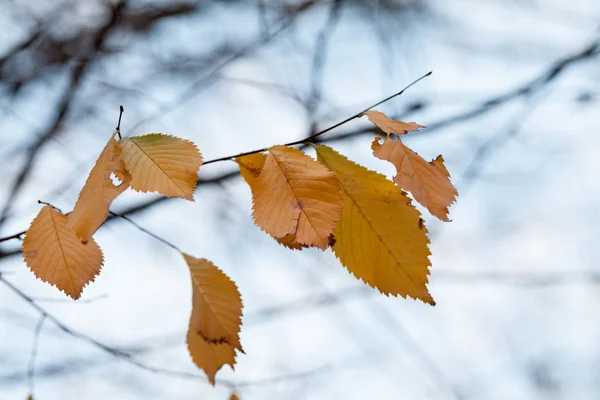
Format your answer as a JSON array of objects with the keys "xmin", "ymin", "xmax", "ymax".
[{"xmin": 0, "ymin": 0, "xmax": 599, "ymax": 399}]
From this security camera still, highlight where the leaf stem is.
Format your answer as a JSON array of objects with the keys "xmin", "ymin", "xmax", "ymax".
[
  {"xmin": 203, "ymin": 71, "xmax": 431, "ymax": 165},
  {"xmin": 116, "ymin": 105, "xmax": 124, "ymax": 139}
]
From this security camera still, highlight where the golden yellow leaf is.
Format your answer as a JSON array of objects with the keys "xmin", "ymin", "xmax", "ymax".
[
  {"xmin": 66, "ymin": 132, "xmax": 130, "ymax": 243},
  {"xmin": 250, "ymin": 145, "xmax": 343, "ymax": 250},
  {"xmin": 315, "ymin": 145, "xmax": 434, "ymax": 305},
  {"xmin": 230, "ymin": 392, "xmax": 240, "ymax": 400},
  {"xmin": 236, "ymin": 153, "xmax": 309, "ymax": 250},
  {"xmin": 372, "ymin": 136, "xmax": 457, "ymax": 221},
  {"xmin": 119, "ymin": 134, "xmax": 202, "ymax": 200},
  {"xmin": 364, "ymin": 110, "xmax": 425, "ymax": 135},
  {"xmin": 22, "ymin": 206, "xmax": 103, "ymax": 299},
  {"xmin": 187, "ymin": 326, "xmax": 236, "ymax": 386},
  {"xmin": 183, "ymin": 254, "xmax": 243, "ymax": 351}
]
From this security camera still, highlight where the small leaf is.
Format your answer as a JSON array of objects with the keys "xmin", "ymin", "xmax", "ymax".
[
  {"xmin": 372, "ymin": 136, "xmax": 457, "ymax": 221},
  {"xmin": 230, "ymin": 392, "xmax": 240, "ymax": 400},
  {"xmin": 315, "ymin": 145, "xmax": 434, "ymax": 305},
  {"xmin": 249, "ymin": 146, "xmax": 343, "ymax": 250},
  {"xmin": 119, "ymin": 134, "xmax": 202, "ymax": 200},
  {"xmin": 365, "ymin": 110, "xmax": 425, "ymax": 135},
  {"xmin": 237, "ymin": 153, "xmax": 308, "ymax": 250},
  {"xmin": 22, "ymin": 206, "xmax": 104, "ymax": 299},
  {"xmin": 183, "ymin": 254, "xmax": 243, "ymax": 351},
  {"xmin": 66, "ymin": 131, "xmax": 130, "ymax": 243}
]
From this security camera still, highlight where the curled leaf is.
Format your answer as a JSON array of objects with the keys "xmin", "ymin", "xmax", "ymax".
[
  {"xmin": 364, "ymin": 110, "xmax": 425, "ymax": 135},
  {"xmin": 187, "ymin": 327, "xmax": 236, "ymax": 385},
  {"xmin": 66, "ymin": 131, "xmax": 130, "ymax": 243},
  {"xmin": 372, "ymin": 136, "xmax": 457, "ymax": 221}
]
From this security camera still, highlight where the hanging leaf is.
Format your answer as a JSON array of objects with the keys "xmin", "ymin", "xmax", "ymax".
[
  {"xmin": 119, "ymin": 133, "xmax": 202, "ymax": 200},
  {"xmin": 372, "ymin": 135, "xmax": 457, "ymax": 221},
  {"xmin": 364, "ymin": 110, "xmax": 425, "ymax": 135},
  {"xmin": 315, "ymin": 145, "xmax": 434, "ymax": 305},
  {"xmin": 66, "ymin": 131, "xmax": 131, "ymax": 243},
  {"xmin": 183, "ymin": 254, "xmax": 243, "ymax": 351},
  {"xmin": 22, "ymin": 206, "xmax": 103, "ymax": 299},
  {"xmin": 187, "ymin": 327, "xmax": 236, "ymax": 386},
  {"xmin": 248, "ymin": 145, "xmax": 343, "ymax": 250},
  {"xmin": 237, "ymin": 153, "xmax": 309, "ymax": 250}
]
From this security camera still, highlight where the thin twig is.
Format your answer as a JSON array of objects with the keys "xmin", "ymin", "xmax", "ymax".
[
  {"xmin": 108, "ymin": 211, "xmax": 180, "ymax": 252},
  {"xmin": 116, "ymin": 105, "xmax": 124, "ymax": 139},
  {"xmin": 202, "ymin": 71, "xmax": 432, "ymax": 165}
]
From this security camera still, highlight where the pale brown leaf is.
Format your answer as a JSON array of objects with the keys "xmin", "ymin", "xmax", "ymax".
[
  {"xmin": 183, "ymin": 254, "xmax": 243, "ymax": 351},
  {"xmin": 119, "ymin": 134, "xmax": 202, "ymax": 200},
  {"xmin": 250, "ymin": 146, "xmax": 343, "ymax": 250},
  {"xmin": 372, "ymin": 136, "xmax": 457, "ymax": 221},
  {"xmin": 66, "ymin": 131, "xmax": 130, "ymax": 243},
  {"xmin": 22, "ymin": 206, "xmax": 104, "ymax": 299},
  {"xmin": 237, "ymin": 152, "xmax": 309, "ymax": 250},
  {"xmin": 364, "ymin": 110, "xmax": 425, "ymax": 135}
]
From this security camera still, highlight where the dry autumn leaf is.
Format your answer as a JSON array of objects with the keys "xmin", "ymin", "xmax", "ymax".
[
  {"xmin": 183, "ymin": 254, "xmax": 243, "ymax": 351},
  {"xmin": 230, "ymin": 393, "xmax": 240, "ymax": 400},
  {"xmin": 372, "ymin": 136, "xmax": 457, "ymax": 221},
  {"xmin": 66, "ymin": 131, "xmax": 131, "ymax": 243},
  {"xmin": 236, "ymin": 153, "xmax": 308, "ymax": 250},
  {"xmin": 183, "ymin": 254, "xmax": 241, "ymax": 384},
  {"xmin": 187, "ymin": 326, "xmax": 236, "ymax": 386},
  {"xmin": 315, "ymin": 145, "xmax": 434, "ymax": 305},
  {"xmin": 119, "ymin": 133, "xmax": 202, "ymax": 200},
  {"xmin": 364, "ymin": 110, "xmax": 425, "ymax": 135},
  {"xmin": 249, "ymin": 145, "xmax": 343, "ymax": 250},
  {"xmin": 22, "ymin": 206, "xmax": 104, "ymax": 299}
]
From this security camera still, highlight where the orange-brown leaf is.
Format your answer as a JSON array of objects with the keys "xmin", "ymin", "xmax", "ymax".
[
  {"xmin": 22, "ymin": 206, "xmax": 103, "ymax": 299},
  {"xmin": 237, "ymin": 153, "xmax": 309, "ymax": 250},
  {"xmin": 372, "ymin": 136, "xmax": 457, "ymax": 221},
  {"xmin": 250, "ymin": 146, "xmax": 343, "ymax": 250},
  {"xmin": 187, "ymin": 327, "xmax": 236, "ymax": 385},
  {"xmin": 66, "ymin": 132, "xmax": 130, "ymax": 242},
  {"xmin": 365, "ymin": 110, "xmax": 425, "ymax": 135},
  {"xmin": 119, "ymin": 134, "xmax": 202, "ymax": 200},
  {"xmin": 315, "ymin": 145, "xmax": 434, "ymax": 304},
  {"xmin": 230, "ymin": 392, "xmax": 240, "ymax": 400},
  {"xmin": 183, "ymin": 254, "xmax": 243, "ymax": 351}
]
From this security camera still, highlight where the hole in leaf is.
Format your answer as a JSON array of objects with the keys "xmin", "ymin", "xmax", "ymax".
[{"xmin": 110, "ymin": 172, "xmax": 123, "ymax": 187}]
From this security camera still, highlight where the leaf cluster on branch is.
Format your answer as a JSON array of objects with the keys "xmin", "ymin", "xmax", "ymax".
[{"xmin": 18, "ymin": 74, "xmax": 458, "ymax": 385}]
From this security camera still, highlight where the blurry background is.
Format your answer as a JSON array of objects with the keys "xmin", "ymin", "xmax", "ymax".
[{"xmin": 0, "ymin": 0, "xmax": 599, "ymax": 399}]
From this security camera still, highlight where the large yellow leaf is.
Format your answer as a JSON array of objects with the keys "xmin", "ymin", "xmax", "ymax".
[
  {"xmin": 22, "ymin": 206, "xmax": 103, "ymax": 299},
  {"xmin": 66, "ymin": 131, "xmax": 131, "ymax": 243},
  {"xmin": 187, "ymin": 326, "xmax": 236, "ymax": 386},
  {"xmin": 315, "ymin": 145, "xmax": 434, "ymax": 305},
  {"xmin": 119, "ymin": 134, "xmax": 202, "ymax": 200},
  {"xmin": 250, "ymin": 145, "xmax": 343, "ymax": 250},
  {"xmin": 372, "ymin": 135, "xmax": 457, "ymax": 221},
  {"xmin": 183, "ymin": 254, "xmax": 243, "ymax": 351},
  {"xmin": 236, "ymin": 153, "xmax": 308, "ymax": 250},
  {"xmin": 364, "ymin": 110, "xmax": 425, "ymax": 135}
]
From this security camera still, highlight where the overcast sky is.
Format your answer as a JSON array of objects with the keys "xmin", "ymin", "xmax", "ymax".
[{"xmin": 0, "ymin": 0, "xmax": 599, "ymax": 399}]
